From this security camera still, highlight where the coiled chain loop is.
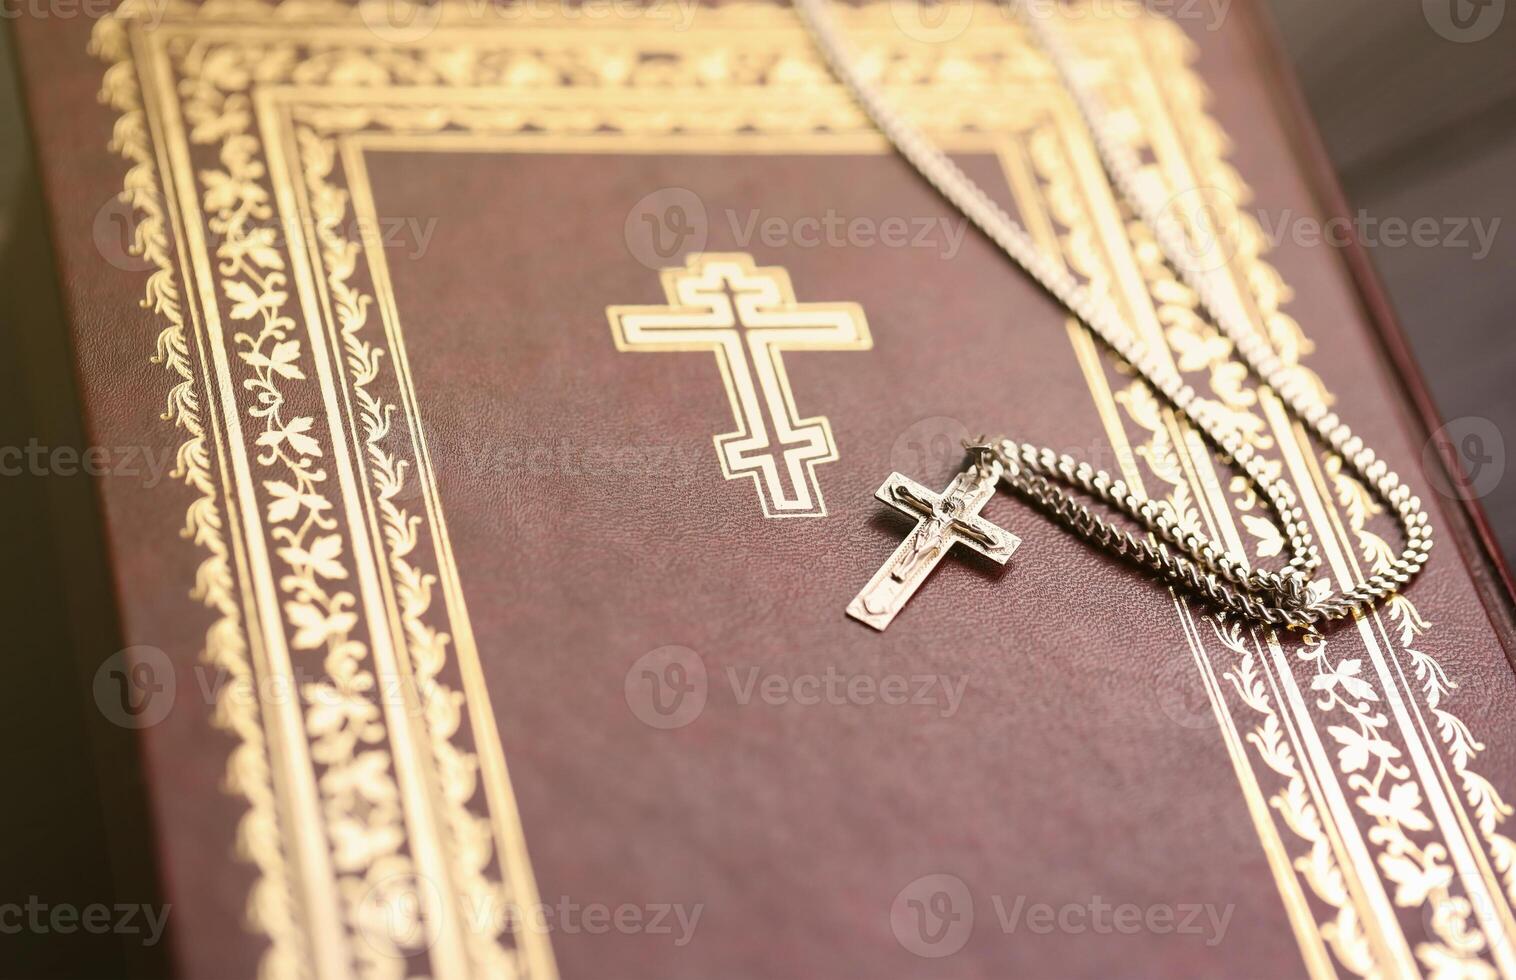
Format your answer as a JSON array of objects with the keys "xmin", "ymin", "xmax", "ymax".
[{"xmin": 797, "ymin": 0, "xmax": 1433, "ymax": 627}]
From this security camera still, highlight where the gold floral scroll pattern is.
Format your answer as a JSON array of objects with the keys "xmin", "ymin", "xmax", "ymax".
[
  {"xmin": 177, "ymin": 47, "xmax": 425, "ymax": 980},
  {"xmin": 1068, "ymin": 13, "xmax": 1511, "ymax": 977},
  {"xmin": 1328, "ymin": 457, "xmax": 1516, "ymax": 907},
  {"xmin": 1020, "ymin": 72, "xmax": 1381, "ymax": 977},
  {"xmin": 1205, "ymin": 36, "xmax": 1515, "ymax": 947},
  {"xmin": 1133, "ymin": 23, "xmax": 1515, "ymax": 975},
  {"xmin": 1304, "ymin": 630, "xmax": 1493, "ymax": 975},
  {"xmin": 90, "ymin": 12, "xmax": 306, "ymax": 979},
  {"xmin": 1080, "ymin": 138, "xmax": 1407, "ymax": 976},
  {"xmin": 294, "ymin": 123, "xmax": 518, "ymax": 977},
  {"xmin": 1219, "ymin": 619, "xmax": 1379, "ymax": 974},
  {"xmin": 91, "ymin": 0, "xmax": 1515, "ymax": 977}
]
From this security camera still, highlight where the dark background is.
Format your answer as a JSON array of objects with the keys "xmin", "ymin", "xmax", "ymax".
[
  {"xmin": 1268, "ymin": 0, "xmax": 1516, "ymax": 563},
  {"xmin": 1, "ymin": 2, "xmax": 1513, "ymax": 975}
]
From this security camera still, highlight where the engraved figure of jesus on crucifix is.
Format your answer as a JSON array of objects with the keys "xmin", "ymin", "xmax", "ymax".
[{"xmin": 847, "ymin": 449, "xmax": 1021, "ymax": 630}]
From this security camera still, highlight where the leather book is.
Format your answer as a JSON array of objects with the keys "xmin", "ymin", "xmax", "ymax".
[{"xmin": 9, "ymin": 0, "xmax": 1516, "ymax": 977}]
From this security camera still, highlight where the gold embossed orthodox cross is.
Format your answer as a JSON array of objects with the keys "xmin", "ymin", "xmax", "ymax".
[
  {"xmin": 607, "ymin": 253, "xmax": 871, "ymax": 519},
  {"xmin": 847, "ymin": 447, "xmax": 1021, "ymax": 630}
]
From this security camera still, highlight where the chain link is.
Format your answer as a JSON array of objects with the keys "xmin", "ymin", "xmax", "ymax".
[{"xmin": 796, "ymin": 0, "xmax": 1433, "ymax": 628}]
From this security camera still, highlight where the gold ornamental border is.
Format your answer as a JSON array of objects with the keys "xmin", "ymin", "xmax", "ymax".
[{"xmin": 90, "ymin": 2, "xmax": 1516, "ymax": 978}]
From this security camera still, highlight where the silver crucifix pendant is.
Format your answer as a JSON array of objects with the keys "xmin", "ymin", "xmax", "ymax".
[{"xmin": 846, "ymin": 448, "xmax": 1021, "ymax": 631}]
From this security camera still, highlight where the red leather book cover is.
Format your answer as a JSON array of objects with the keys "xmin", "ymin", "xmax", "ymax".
[{"xmin": 10, "ymin": 1, "xmax": 1516, "ymax": 977}]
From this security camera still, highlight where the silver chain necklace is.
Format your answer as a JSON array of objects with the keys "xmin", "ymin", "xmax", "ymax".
[{"xmin": 799, "ymin": 0, "xmax": 1434, "ymax": 630}]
